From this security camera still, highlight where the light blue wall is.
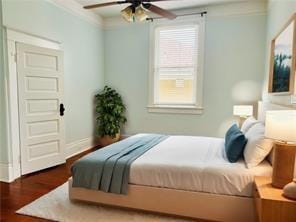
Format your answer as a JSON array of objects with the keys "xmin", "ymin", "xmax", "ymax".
[
  {"xmin": 0, "ymin": 0, "xmax": 9, "ymax": 164},
  {"xmin": 262, "ymin": 0, "xmax": 296, "ymax": 106},
  {"xmin": 0, "ymin": 1, "xmax": 269, "ymax": 165},
  {"xmin": 1, "ymin": 0, "xmax": 104, "ymax": 163},
  {"xmin": 104, "ymin": 14, "xmax": 267, "ymax": 137}
]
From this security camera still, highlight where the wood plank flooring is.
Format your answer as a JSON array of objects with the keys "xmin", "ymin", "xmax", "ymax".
[{"xmin": 0, "ymin": 147, "xmax": 97, "ymax": 222}]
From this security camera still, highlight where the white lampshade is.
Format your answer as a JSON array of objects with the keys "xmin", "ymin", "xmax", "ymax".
[
  {"xmin": 265, "ymin": 110, "xmax": 296, "ymax": 143},
  {"xmin": 121, "ymin": 6, "xmax": 134, "ymax": 22},
  {"xmin": 135, "ymin": 5, "xmax": 148, "ymax": 22},
  {"xmin": 121, "ymin": 5, "xmax": 148, "ymax": 22},
  {"xmin": 233, "ymin": 105, "xmax": 253, "ymax": 117}
]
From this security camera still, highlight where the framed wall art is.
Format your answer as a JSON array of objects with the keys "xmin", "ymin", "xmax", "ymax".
[{"xmin": 269, "ymin": 14, "xmax": 296, "ymax": 94}]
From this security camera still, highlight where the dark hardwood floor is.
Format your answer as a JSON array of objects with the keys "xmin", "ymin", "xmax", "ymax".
[{"xmin": 0, "ymin": 147, "xmax": 98, "ymax": 222}]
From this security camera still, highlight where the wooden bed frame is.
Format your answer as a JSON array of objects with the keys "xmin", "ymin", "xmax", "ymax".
[
  {"xmin": 69, "ymin": 101, "xmax": 293, "ymax": 222},
  {"xmin": 69, "ymin": 179, "xmax": 256, "ymax": 222}
]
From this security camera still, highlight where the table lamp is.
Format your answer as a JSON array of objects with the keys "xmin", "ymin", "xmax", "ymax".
[
  {"xmin": 265, "ymin": 110, "xmax": 296, "ymax": 190},
  {"xmin": 233, "ymin": 105, "xmax": 253, "ymax": 127}
]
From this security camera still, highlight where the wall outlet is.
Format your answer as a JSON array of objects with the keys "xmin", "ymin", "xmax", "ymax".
[{"xmin": 291, "ymin": 95, "xmax": 296, "ymax": 104}]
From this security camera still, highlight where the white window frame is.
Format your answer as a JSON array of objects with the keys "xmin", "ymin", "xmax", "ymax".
[{"xmin": 147, "ymin": 15, "xmax": 205, "ymax": 115}]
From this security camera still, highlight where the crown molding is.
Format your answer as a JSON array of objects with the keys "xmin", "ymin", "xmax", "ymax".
[
  {"xmin": 205, "ymin": 1, "xmax": 267, "ymax": 17},
  {"xmin": 47, "ymin": 0, "xmax": 103, "ymax": 27},
  {"xmin": 46, "ymin": 0, "xmax": 267, "ymax": 29},
  {"xmin": 103, "ymin": 1, "xmax": 267, "ymax": 29}
]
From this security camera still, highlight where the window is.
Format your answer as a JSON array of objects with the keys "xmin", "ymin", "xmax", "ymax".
[{"xmin": 148, "ymin": 16, "xmax": 205, "ymax": 114}]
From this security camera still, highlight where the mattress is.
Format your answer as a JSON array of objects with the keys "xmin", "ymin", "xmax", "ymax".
[{"xmin": 129, "ymin": 134, "xmax": 272, "ymax": 197}]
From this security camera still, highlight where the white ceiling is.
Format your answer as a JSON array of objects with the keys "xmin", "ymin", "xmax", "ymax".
[{"xmin": 74, "ymin": 0, "xmax": 249, "ymax": 17}]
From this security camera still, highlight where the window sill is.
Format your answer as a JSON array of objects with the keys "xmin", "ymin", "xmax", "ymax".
[{"xmin": 147, "ymin": 105, "xmax": 204, "ymax": 115}]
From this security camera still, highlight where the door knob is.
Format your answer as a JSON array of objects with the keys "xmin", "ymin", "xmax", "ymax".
[{"xmin": 60, "ymin": 103, "xmax": 65, "ymax": 116}]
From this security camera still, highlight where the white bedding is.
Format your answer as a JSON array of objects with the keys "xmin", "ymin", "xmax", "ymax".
[{"xmin": 129, "ymin": 134, "xmax": 272, "ymax": 197}]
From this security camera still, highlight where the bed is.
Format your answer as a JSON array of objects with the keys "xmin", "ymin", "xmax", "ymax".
[{"xmin": 69, "ymin": 101, "xmax": 291, "ymax": 222}]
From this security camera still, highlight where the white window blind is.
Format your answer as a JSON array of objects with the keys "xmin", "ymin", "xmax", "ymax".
[{"xmin": 154, "ymin": 24, "xmax": 199, "ymax": 105}]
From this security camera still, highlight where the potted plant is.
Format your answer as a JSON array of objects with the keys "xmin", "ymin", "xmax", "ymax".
[{"xmin": 95, "ymin": 86, "xmax": 127, "ymax": 146}]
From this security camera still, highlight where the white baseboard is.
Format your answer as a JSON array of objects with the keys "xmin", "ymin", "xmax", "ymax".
[
  {"xmin": 66, "ymin": 137, "xmax": 99, "ymax": 159},
  {"xmin": 0, "ymin": 163, "xmax": 14, "ymax": 183},
  {"xmin": 0, "ymin": 138, "xmax": 99, "ymax": 183}
]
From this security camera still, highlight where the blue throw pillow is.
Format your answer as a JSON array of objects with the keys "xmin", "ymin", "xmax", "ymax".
[{"xmin": 225, "ymin": 124, "xmax": 248, "ymax": 163}]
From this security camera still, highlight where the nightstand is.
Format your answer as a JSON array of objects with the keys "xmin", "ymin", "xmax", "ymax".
[{"xmin": 254, "ymin": 176, "xmax": 296, "ymax": 222}]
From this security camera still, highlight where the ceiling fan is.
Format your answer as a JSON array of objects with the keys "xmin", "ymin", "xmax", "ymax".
[{"xmin": 83, "ymin": 0, "xmax": 177, "ymax": 22}]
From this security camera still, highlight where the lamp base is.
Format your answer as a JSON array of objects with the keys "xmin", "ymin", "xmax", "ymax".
[{"xmin": 272, "ymin": 142, "xmax": 296, "ymax": 189}]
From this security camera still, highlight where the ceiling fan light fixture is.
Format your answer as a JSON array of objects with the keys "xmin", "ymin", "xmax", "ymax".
[
  {"xmin": 121, "ymin": 5, "xmax": 134, "ymax": 22},
  {"xmin": 135, "ymin": 5, "xmax": 148, "ymax": 22},
  {"xmin": 84, "ymin": 1, "xmax": 177, "ymax": 22}
]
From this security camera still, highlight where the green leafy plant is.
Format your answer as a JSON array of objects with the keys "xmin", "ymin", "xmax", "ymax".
[{"xmin": 95, "ymin": 86, "xmax": 127, "ymax": 138}]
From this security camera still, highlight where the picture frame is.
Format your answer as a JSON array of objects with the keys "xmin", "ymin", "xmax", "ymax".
[{"xmin": 269, "ymin": 14, "xmax": 296, "ymax": 95}]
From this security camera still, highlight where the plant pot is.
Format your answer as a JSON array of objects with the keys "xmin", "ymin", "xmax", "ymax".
[{"xmin": 99, "ymin": 133, "xmax": 120, "ymax": 147}]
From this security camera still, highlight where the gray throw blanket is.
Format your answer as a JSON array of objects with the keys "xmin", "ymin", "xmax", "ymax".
[{"xmin": 71, "ymin": 134, "xmax": 168, "ymax": 194}]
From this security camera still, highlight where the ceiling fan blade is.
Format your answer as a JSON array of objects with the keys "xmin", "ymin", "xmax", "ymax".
[
  {"xmin": 84, "ymin": 1, "xmax": 128, "ymax": 9},
  {"xmin": 143, "ymin": 3, "xmax": 177, "ymax": 20}
]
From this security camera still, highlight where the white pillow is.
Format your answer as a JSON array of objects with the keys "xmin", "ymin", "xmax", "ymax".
[
  {"xmin": 244, "ymin": 123, "xmax": 274, "ymax": 168},
  {"xmin": 241, "ymin": 116, "xmax": 260, "ymax": 134}
]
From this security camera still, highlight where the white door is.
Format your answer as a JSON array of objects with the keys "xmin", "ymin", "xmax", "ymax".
[{"xmin": 16, "ymin": 42, "xmax": 66, "ymax": 175}]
